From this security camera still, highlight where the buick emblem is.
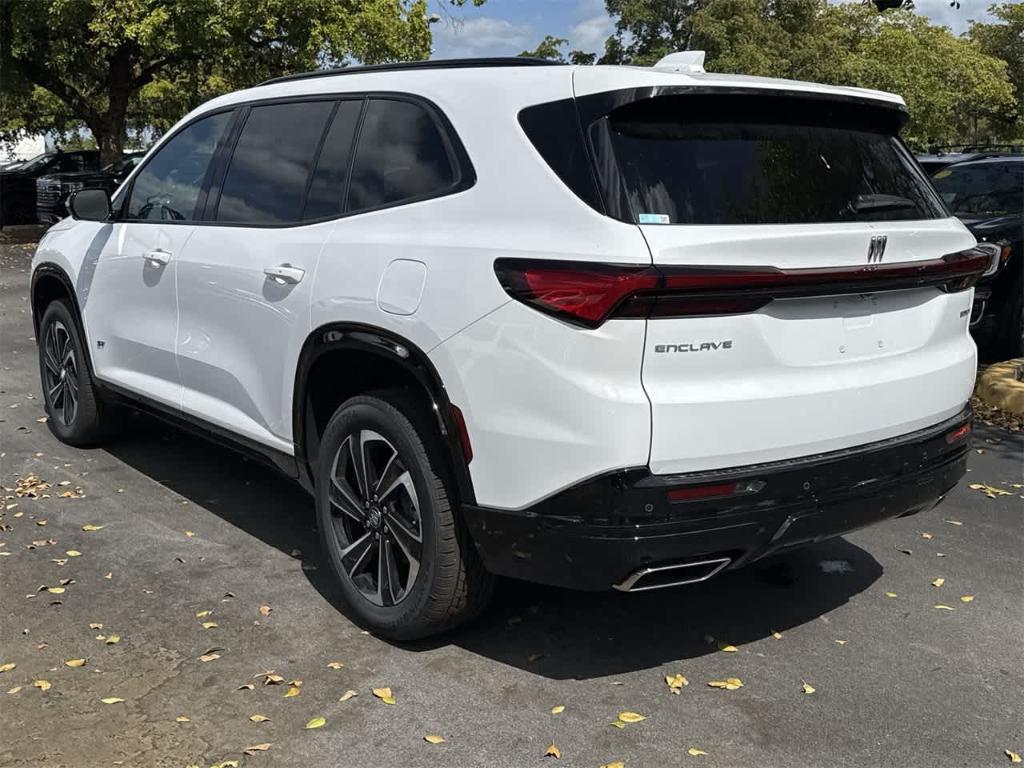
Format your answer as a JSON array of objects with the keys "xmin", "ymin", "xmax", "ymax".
[{"xmin": 867, "ymin": 235, "xmax": 887, "ymax": 264}]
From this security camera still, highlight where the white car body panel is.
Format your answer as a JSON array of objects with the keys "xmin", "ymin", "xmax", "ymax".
[{"xmin": 31, "ymin": 61, "xmax": 980, "ymax": 516}]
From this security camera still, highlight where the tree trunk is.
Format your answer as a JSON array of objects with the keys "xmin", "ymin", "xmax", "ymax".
[{"xmin": 95, "ymin": 120, "xmax": 125, "ymax": 167}]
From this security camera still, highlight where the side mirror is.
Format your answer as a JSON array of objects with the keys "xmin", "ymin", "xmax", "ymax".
[{"xmin": 68, "ymin": 188, "xmax": 111, "ymax": 222}]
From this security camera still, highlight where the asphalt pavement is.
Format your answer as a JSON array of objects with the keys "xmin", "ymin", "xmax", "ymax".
[{"xmin": 1, "ymin": 233, "xmax": 1022, "ymax": 768}]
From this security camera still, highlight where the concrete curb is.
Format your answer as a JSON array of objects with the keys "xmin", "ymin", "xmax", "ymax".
[{"xmin": 975, "ymin": 358, "xmax": 1024, "ymax": 415}]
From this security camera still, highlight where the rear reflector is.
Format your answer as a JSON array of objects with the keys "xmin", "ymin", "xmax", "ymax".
[
  {"xmin": 450, "ymin": 404, "xmax": 473, "ymax": 464},
  {"xmin": 494, "ymin": 248, "xmax": 991, "ymax": 328},
  {"xmin": 667, "ymin": 480, "xmax": 766, "ymax": 503},
  {"xmin": 945, "ymin": 423, "xmax": 971, "ymax": 444}
]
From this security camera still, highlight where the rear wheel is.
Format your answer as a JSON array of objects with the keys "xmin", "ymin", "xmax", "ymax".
[
  {"xmin": 37, "ymin": 299, "xmax": 110, "ymax": 445},
  {"xmin": 316, "ymin": 392, "xmax": 492, "ymax": 640}
]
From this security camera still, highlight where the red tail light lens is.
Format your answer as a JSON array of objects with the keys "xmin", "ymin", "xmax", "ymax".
[
  {"xmin": 494, "ymin": 248, "xmax": 990, "ymax": 329},
  {"xmin": 945, "ymin": 423, "xmax": 971, "ymax": 444},
  {"xmin": 450, "ymin": 404, "xmax": 473, "ymax": 464}
]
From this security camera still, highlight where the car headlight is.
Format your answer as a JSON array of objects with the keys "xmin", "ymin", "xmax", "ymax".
[{"xmin": 975, "ymin": 241, "xmax": 1002, "ymax": 277}]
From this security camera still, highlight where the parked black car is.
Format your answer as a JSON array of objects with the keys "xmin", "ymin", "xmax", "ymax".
[
  {"xmin": 0, "ymin": 150, "xmax": 100, "ymax": 228},
  {"xmin": 916, "ymin": 144, "xmax": 1023, "ymax": 175},
  {"xmin": 931, "ymin": 156, "xmax": 1024, "ymax": 356},
  {"xmin": 36, "ymin": 152, "xmax": 144, "ymax": 225}
]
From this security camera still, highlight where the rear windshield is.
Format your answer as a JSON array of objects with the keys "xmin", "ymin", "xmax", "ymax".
[{"xmin": 590, "ymin": 94, "xmax": 946, "ymax": 225}]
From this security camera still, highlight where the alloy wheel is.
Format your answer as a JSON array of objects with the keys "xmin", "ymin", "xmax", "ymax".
[
  {"xmin": 327, "ymin": 429, "xmax": 423, "ymax": 607},
  {"xmin": 42, "ymin": 320, "xmax": 79, "ymax": 427}
]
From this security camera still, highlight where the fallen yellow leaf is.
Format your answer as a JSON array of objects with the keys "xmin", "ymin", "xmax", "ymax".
[
  {"xmin": 934, "ymin": 604, "xmax": 955, "ymax": 611},
  {"xmin": 932, "ymin": 577, "xmax": 945, "ymax": 588},
  {"xmin": 7, "ymin": 686, "xmax": 22, "ymax": 695},
  {"xmin": 89, "ymin": 623, "xmax": 103, "ymax": 630},
  {"xmin": 185, "ymin": 531, "xmax": 195, "ymax": 537},
  {"xmin": 243, "ymin": 744, "xmax": 272, "ymax": 755},
  {"xmin": 617, "ymin": 711, "xmax": 646, "ymax": 723},
  {"xmin": 81, "ymin": 524, "xmax": 104, "ymax": 532},
  {"xmin": 326, "ymin": 661, "xmax": 344, "ymax": 670},
  {"xmin": 34, "ymin": 679, "xmax": 51, "ymax": 691},
  {"xmin": 339, "ymin": 690, "xmax": 358, "ymax": 702},
  {"xmin": 101, "ymin": 697, "xmax": 124, "ymax": 704},
  {"xmin": 175, "ymin": 716, "xmax": 190, "ymax": 723},
  {"xmin": 424, "ymin": 735, "xmax": 446, "ymax": 745},
  {"xmin": 688, "ymin": 748, "xmax": 708, "ymax": 756},
  {"xmin": 772, "ymin": 631, "xmax": 783, "ymax": 640},
  {"xmin": 609, "ymin": 721, "xmax": 626, "ymax": 729},
  {"xmin": 249, "ymin": 714, "xmax": 271, "ymax": 722},
  {"xmin": 66, "ymin": 550, "xmax": 82, "ymax": 557},
  {"xmin": 64, "ymin": 659, "xmax": 86, "ymax": 668},
  {"xmin": 708, "ymin": 678, "xmax": 743, "ymax": 690},
  {"xmin": 545, "ymin": 744, "xmax": 561, "ymax": 758},
  {"xmin": 195, "ymin": 610, "xmax": 212, "ymax": 618},
  {"xmin": 258, "ymin": 605, "xmax": 272, "ymax": 617},
  {"xmin": 960, "ymin": 595, "xmax": 975, "ymax": 603},
  {"xmin": 551, "ymin": 704, "xmax": 565, "ymax": 714},
  {"xmin": 835, "ymin": 639, "xmax": 848, "ymax": 646},
  {"xmin": 372, "ymin": 687, "xmax": 396, "ymax": 705},
  {"xmin": 284, "ymin": 686, "xmax": 300, "ymax": 698},
  {"xmin": 201, "ymin": 621, "xmax": 218, "ymax": 630},
  {"xmin": 665, "ymin": 673, "xmax": 688, "ymax": 694},
  {"xmin": 920, "ymin": 532, "xmax": 933, "ymax": 539},
  {"xmin": 47, "ymin": 587, "xmax": 65, "ymax": 594},
  {"xmin": 885, "ymin": 592, "xmax": 898, "ymax": 598},
  {"xmin": 945, "ymin": 519, "xmax": 962, "ymax": 526},
  {"xmin": 802, "ymin": 681, "xmax": 816, "ymax": 694},
  {"xmin": 105, "ymin": 634, "xmax": 120, "ymax": 645},
  {"xmin": 1007, "ymin": 750, "xmax": 1022, "ymax": 764},
  {"xmin": 599, "ymin": 762, "xmax": 625, "ymax": 768},
  {"xmin": 199, "ymin": 652, "xmax": 220, "ymax": 662},
  {"xmin": 0, "ymin": 663, "xmax": 16, "ymax": 673},
  {"xmin": 718, "ymin": 644, "xmax": 738, "ymax": 652},
  {"xmin": 305, "ymin": 716, "xmax": 326, "ymax": 730}
]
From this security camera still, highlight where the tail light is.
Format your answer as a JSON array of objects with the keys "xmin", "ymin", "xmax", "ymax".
[{"xmin": 494, "ymin": 248, "xmax": 991, "ymax": 329}]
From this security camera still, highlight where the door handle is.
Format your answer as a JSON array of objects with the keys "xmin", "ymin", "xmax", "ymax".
[
  {"xmin": 143, "ymin": 249, "xmax": 171, "ymax": 267},
  {"xmin": 263, "ymin": 264, "xmax": 305, "ymax": 285}
]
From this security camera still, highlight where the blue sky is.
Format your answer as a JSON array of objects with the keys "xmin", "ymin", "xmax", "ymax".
[{"xmin": 428, "ymin": 0, "xmax": 995, "ymax": 60}]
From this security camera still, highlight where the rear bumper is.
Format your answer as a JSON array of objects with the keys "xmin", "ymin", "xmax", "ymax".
[{"xmin": 463, "ymin": 406, "xmax": 971, "ymax": 591}]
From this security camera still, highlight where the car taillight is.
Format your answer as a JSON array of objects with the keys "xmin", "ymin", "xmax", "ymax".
[{"xmin": 494, "ymin": 248, "xmax": 990, "ymax": 329}]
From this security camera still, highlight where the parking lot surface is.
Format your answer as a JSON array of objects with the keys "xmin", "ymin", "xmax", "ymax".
[{"xmin": 1, "ymin": 236, "xmax": 1022, "ymax": 767}]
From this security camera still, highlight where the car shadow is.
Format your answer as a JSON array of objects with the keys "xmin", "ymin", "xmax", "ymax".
[{"xmin": 105, "ymin": 411, "xmax": 884, "ymax": 681}]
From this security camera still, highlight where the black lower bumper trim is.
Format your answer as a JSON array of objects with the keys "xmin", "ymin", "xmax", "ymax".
[{"xmin": 463, "ymin": 408, "xmax": 971, "ymax": 591}]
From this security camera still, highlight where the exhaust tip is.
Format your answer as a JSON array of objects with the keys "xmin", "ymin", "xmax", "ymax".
[{"xmin": 613, "ymin": 556, "xmax": 732, "ymax": 592}]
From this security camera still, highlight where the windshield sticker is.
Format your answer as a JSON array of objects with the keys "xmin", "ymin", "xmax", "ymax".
[
  {"xmin": 933, "ymin": 170, "xmax": 952, "ymax": 179},
  {"xmin": 638, "ymin": 213, "xmax": 671, "ymax": 224}
]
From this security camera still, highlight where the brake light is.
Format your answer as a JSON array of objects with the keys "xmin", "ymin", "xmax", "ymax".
[
  {"xmin": 945, "ymin": 423, "xmax": 971, "ymax": 444},
  {"xmin": 494, "ymin": 248, "xmax": 990, "ymax": 329}
]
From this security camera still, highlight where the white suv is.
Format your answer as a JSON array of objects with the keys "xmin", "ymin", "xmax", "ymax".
[{"xmin": 32, "ymin": 55, "xmax": 986, "ymax": 639}]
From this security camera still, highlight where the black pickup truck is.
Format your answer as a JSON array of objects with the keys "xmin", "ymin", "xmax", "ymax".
[
  {"xmin": 931, "ymin": 156, "xmax": 1024, "ymax": 356},
  {"xmin": 35, "ymin": 152, "xmax": 145, "ymax": 225},
  {"xmin": 0, "ymin": 150, "xmax": 100, "ymax": 228}
]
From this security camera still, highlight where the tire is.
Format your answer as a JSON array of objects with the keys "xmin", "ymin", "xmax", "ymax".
[
  {"xmin": 37, "ymin": 299, "xmax": 111, "ymax": 446},
  {"xmin": 316, "ymin": 391, "xmax": 493, "ymax": 640}
]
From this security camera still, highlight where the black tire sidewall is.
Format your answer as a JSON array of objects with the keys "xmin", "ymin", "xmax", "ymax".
[
  {"xmin": 316, "ymin": 395, "xmax": 445, "ymax": 635},
  {"xmin": 38, "ymin": 299, "xmax": 99, "ymax": 443}
]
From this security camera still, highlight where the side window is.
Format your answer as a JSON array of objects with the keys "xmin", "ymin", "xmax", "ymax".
[
  {"xmin": 216, "ymin": 101, "xmax": 334, "ymax": 223},
  {"xmin": 302, "ymin": 100, "xmax": 363, "ymax": 220},
  {"xmin": 347, "ymin": 99, "xmax": 456, "ymax": 213},
  {"xmin": 126, "ymin": 111, "xmax": 232, "ymax": 221}
]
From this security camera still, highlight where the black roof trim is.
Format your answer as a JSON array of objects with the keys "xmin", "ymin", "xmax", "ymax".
[{"xmin": 260, "ymin": 57, "xmax": 562, "ymax": 86}]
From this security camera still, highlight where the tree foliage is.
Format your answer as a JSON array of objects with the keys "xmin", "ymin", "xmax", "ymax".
[
  {"xmin": 0, "ymin": 0, "xmax": 480, "ymax": 162},
  {"xmin": 519, "ymin": 35, "xmax": 596, "ymax": 64},
  {"xmin": 968, "ymin": 3, "xmax": 1024, "ymax": 137}
]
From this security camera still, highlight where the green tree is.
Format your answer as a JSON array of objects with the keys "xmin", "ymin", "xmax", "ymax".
[
  {"xmin": 689, "ymin": 0, "xmax": 1015, "ymax": 145},
  {"xmin": 0, "ymin": 0, "xmax": 482, "ymax": 164},
  {"xmin": 968, "ymin": 3, "xmax": 1024, "ymax": 137},
  {"xmin": 599, "ymin": 0, "xmax": 711, "ymax": 64},
  {"xmin": 519, "ymin": 34, "xmax": 597, "ymax": 64}
]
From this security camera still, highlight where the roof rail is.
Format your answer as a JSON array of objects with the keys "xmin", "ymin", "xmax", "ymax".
[{"xmin": 259, "ymin": 57, "xmax": 562, "ymax": 86}]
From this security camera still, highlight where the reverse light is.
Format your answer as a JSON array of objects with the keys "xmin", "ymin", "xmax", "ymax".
[{"xmin": 494, "ymin": 247, "xmax": 991, "ymax": 329}]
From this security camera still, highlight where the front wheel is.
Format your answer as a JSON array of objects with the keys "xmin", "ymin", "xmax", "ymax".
[
  {"xmin": 316, "ymin": 392, "xmax": 492, "ymax": 640},
  {"xmin": 37, "ymin": 299, "xmax": 111, "ymax": 446}
]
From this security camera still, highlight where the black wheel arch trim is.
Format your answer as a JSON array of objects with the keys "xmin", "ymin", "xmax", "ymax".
[
  {"xmin": 292, "ymin": 322, "xmax": 476, "ymax": 506},
  {"xmin": 30, "ymin": 262, "xmax": 99, "ymax": 383}
]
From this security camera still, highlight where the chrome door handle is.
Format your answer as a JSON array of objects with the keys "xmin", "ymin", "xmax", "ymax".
[
  {"xmin": 264, "ymin": 264, "xmax": 305, "ymax": 285},
  {"xmin": 143, "ymin": 249, "xmax": 171, "ymax": 266}
]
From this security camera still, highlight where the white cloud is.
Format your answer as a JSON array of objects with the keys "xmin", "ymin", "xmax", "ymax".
[
  {"xmin": 431, "ymin": 16, "xmax": 536, "ymax": 59},
  {"xmin": 569, "ymin": 0, "xmax": 615, "ymax": 53},
  {"xmin": 910, "ymin": 0, "xmax": 994, "ymax": 34}
]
